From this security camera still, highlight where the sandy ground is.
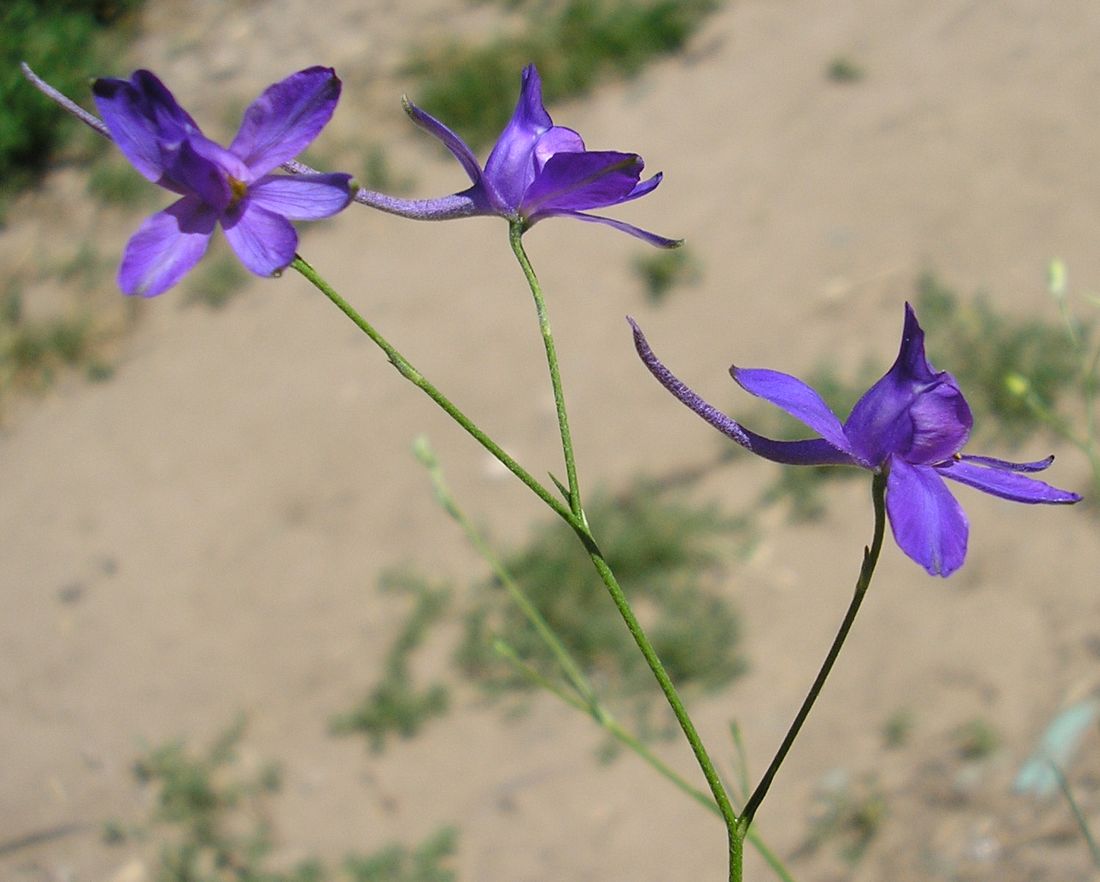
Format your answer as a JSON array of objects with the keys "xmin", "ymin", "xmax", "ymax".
[{"xmin": 3, "ymin": 1, "xmax": 1100, "ymax": 880}]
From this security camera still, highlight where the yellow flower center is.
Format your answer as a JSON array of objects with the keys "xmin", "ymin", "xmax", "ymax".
[{"xmin": 228, "ymin": 176, "xmax": 248, "ymax": 206}]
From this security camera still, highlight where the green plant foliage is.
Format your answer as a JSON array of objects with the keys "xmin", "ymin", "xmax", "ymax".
[
  {"xmin": 0, "ymin": 284, "xmax": 95, "ymax": 395},
  {"xmin": 825, "ymin": 55, "xmax": 865, "ymax": 83},
  {"xmin": 1, "ymin": 0, "xmax": 145, "ymax": 209},
  {"xmin": 458, "ymin": 483, "xmax": 747, "ymax": 714},
  {"xmin": 344, "ymin": 827, "xmax": 457, "ymax": 882},
  {"xmin": 406, "ymin": 0, "xmax": 720, "ymax": 150},
  {"xmin": 953, "ymin": 717, "xmax": 1000, "ymax": 761},
  {"xmin": 805, "ymin": 771, "xmax": 888, "ymax": 864},
  {"xmin": 184, "ymin": 249, "xmax": 250, "ymax": 309},
  {"xmin": 331, "ymin": 572, "xmax": 451, "ymax": 752},
  {"xmin": 916, "ymin": 271, "xmax": 1087, "ymax": 445},
  {"xmin": 114, "ymin": 719, "xmax": 459, "ymax": 882},
  {"xmin": 633, "ymin": 246, "xmax": 701, "ymax": 304}
]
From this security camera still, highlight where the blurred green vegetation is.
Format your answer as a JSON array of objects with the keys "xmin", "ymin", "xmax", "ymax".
[
  {"xmin": 457, "ymin": 482, "xmax": 748, "ymax": 720},
  {"xmin": 406, "ymin": 0, "xmax": 720, "ymax": 150},
  {"xmin": 331, "ymin": 572, "xmax": 451, "ymax": 752},
  {"xmin": 108, "ymin": 719, "xmax": 458, "ymax": 882},
  {"xmin": 633, "ymin": 246, "xmax": 701, "ymax": 304},
  {"xmin": 1, "ymin": 0, "xmax": 145, "ymax": 213}
]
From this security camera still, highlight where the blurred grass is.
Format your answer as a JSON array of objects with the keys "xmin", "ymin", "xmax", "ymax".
[
  {"xmin": 406, "ymin": 0, "xmax": 720, "ymax": 150},
  {"xmin": 1, "ymin": 0, "xmax": 145, "ymax": 216}
]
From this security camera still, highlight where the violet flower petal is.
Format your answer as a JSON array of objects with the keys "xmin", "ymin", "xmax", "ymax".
[
  {"xmin": 532, "ymin": 126, "xmax": 586, "ymax": 166},
  {"xmin": 248, "ymin": 173, "xmax": 353, "ymax": 220},
  {"xmin": 484, "ymin": 64, "xmax": 553, "ymax": 210},
  {"xmin": 163, "ymin": 139, "xmax": 233, "ymax": 212},
  {"xmin": 731, "ymin": 366, "xmax": 857, "ymax": 461},
  {"xmin": 565, "ymin": 212, "xmax": 683, "ymax": 248},
  {"xmin": 222, "ymin": 203, "xmax": 298, "ymax": 276},
  {"xmin": 401, "ymin": 97, "xmax": 484, "ymax": 185},
  {"xmin": 886, "ymin": 458, "xmax": 969, "ymax": 577},
  {"xmin": 118, "ymin": 197, "xmax": 217, "ymax": 297},
  {"xmin": 937, "ymin": 459, "xmax": 1082, "ymax": 504},
  {"xmin": 93, "ymin": 70, "xmax": 202, "ymax": 182},
  {"xmin": 522, "ymin": 151, "xmax": 643, "ymax": 216},
  {"xmin": 616, "ymin": 172, "xmax": 663, "ymax": 205},
  {"xmin": 958, "ymin": 453, "xmax": 1056, "ymax": 473},
  {"xmin": 229, "ymin": 67, "xmax": 342, "ymax": 176},
  {"xmin": 629, "ymin": 318, "xmax": 857, "ymax": 465}
]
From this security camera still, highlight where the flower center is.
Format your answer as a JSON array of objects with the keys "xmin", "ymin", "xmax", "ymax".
[{"xmin": 228, "ymin": 175, "xmax": 248, "ymax": 207}]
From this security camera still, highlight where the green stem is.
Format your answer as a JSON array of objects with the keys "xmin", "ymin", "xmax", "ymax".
[
  {"xmin": 739, "ymin": 472, "xmax": 888, "ymax": 829},
  {"xmin": 509, "ymin": 223, "xmax": 582, "ymax": 516},
  {"xmin": 414, "ymin": 437, "xmax": 601, "ymax": 710},
  {"xmin": 291, "ymin": 256, "xmax": 571, "ymax": 523}
]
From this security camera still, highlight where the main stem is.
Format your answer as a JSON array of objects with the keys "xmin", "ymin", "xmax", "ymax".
[
  {"xmin": 738, "ymin": 472, "xmax": 888, "ymax": 830},
  {"xmin": 506, "ymin": 227, "xmax": 740, "ymax": 877},
  {"xmin": 509, "ymin": 223, "xmax": 583, "ymax": 516}
]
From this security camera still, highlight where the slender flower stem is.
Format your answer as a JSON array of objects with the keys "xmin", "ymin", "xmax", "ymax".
[
  {"xmin": 508, "ymin": 222, "xmax": 583, "ymax": 516},
  {"xmin": 739, "ymin": 472, "xmax": 888, "ymax": 829},
  {"xmin": 290, "ymin": 256, "xmax": 571, "ymax": 523}
]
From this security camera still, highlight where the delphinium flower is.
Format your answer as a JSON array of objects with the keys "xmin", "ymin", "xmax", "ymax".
[
  {"xmin": 384, "ymin": 64, "xmax": 678, "ymax": 246},
  {"xmin": 92, "ymin": 67, "xmax": 353, "ymax": 296},
  {"xmin": 631, "ymin": 304, "xmax": 1081, "ymax": 576}
]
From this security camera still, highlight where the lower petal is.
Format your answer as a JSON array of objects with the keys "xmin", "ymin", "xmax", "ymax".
[
  {"xmin": 938, "ymin": 458, "xmax": 1081, "ymax": 504},
  {"xmin": 222, "ymin": 203, "xmax": 298, "ymax": 276},
  {"xmin": 558, "ymin": 211, "xmax": 682, "ymax": 248},
  {"xmin": 886, "ymin": 458, "xmax": 969, "ymax": 576},
  {"xmin": 248, "ymin": 174, "xmax": 352, "ymax": 220},
  {"xmin": 118, "ymin": 197, "xmax": 216, "ymax": 297}
]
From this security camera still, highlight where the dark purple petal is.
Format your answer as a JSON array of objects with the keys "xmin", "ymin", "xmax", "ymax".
[
  {"xmin": 731, "ymin": 367, "xmax": 858, "ymax": 461},
  {"xmin": 117, "ymin": 197, "xmax": 217, "ymax": 296},
  {"xmin": 936, "ymin": 459, "xmax": 1081, "ymax": 504},
  {"xmin": 564, "ymin": 212, "xmax": 682, "ymax": 248},
  {"xmin": 630, "ymin": 318, "xmax": 858, "ymax": 466},
  {"xmin": 402, "ymin": 96, "xmax": 483, "ymax": 185},
  {"xmin": 616, "ymin": 172, "xmax": 663, "ymax": 205},
  {"xmin": 522, "ymin": 151, "xmax": 642, "ymax": 216},
  {"xmin": 161, "ymin": 138, "xmax": 233, "ymax": 211},
  {"xmin": 845, "ymin": 303, "xmax": 972, "ymax": 465},
  {"xmin": 885, "ymin": 458, "xmax": 969, "ymax": 576},
  {"xmin": 222, "ymin": 203, "xmax": 298, "ymax": 276},
  {"xmin": 229, "ymin": 67, "xmax": 341, "ymax": 176},
  {"xmin": 957, "ymin": 453, "xmax": 1056, "ymax": 473},
  {"xmin": 93, "ymin": 70, "xmax": 203, "ymax": 182},
  {"xmin": 248, "ymin": 173, "xmax": 352, "ymax": 220},
  {"xmin": 484, "ymin": 65, "xmax": 553, "ymax": 211}
]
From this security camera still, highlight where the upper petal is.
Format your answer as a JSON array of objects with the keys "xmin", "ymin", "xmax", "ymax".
[
  {"xmin": 731, "ymin": 367, "xmax": 857, "ymax": 460},
  {"xmin": 886, "ymin": 458, "xmax": 969, "ymax": 576},
  {"xmin": 937, "ymin": 458, "xmax": 1081, "ymax": 504},
  {"xmin": 522, "ymin": 151, "xmax": 643, "ymax": 216},
  {"xmin": 221, "ymin": 203, "xmax": 298, "ymax": 276},
  {"xmin": 532, "ymin": 126, "xmax": 585, "ymax": 170},
  {"xmin": 93, "ymin": 70, "xmax": 203, "ymax": 182},
  {"xmin": 229, "ymin": 67, "xmax": 341, "ymax": 176},
  {"xmin": 630, "ymin": 319, "xmax": 858, "ymax": 466},
  {"xmin": 401, "ymin": 96, "xmax": 484, "ymax": 185},
  {"xmin": 845, "ymin": 303, "xmax": 972, "ymax": 465},
  {"xmin": 483, "ymin": 64, "xmax": 553, "ymax": 211},
  {"xmin": 248, "ymin": 173, "xmax": 353, "ymax": 220},
  {"xmin": 117, "ymin": 196, "xmax": 216, "ymax": 296}
]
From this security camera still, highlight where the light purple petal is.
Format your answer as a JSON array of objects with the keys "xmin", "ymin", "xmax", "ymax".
[
  {"xmin": 402, "ymin": 96, "xmax": 483, "ymax": 185},
  {"xmin": 93, "ymin": 70, "xmax": 203, "ymax": 182},
  {"xmin": 957, "ymin": 453, "xmax": 1056, "ymax": 473},
  {"xmin": 845, "ymin": 303, "xmax": 972, "ymax": 465},
  {"xmin": 532, "ymin": 126, "xmax": 585, "ymax": 169},
  {"xmin": 222, "ymin": 203, "xmax": 298, "ymax": 276},
  {"xmin": 886, "ymin": 458, "xmax": 969, "ymax": 577},
  {"xmin": 553, "ymin": 211, "xmax": 683, "ymax": 248},
  {"xmin": 117, "ymin": 197, "xmax": 216, "ymax": 297},
  {"xmin": 731, "ymin": 367, "xmax": 857, "ymax": 460},
  {"xmin": 248, "ymin": 173, "xmax": 352, "ymax": 220},
  {"xmin": 937, "ymin": 459, "xmax": 1081, "ymax": 504},
  {"xmin": 229, "ymin": 67, "xmax": 341, "ymax": 176},
  {"xmin": 484, "ymin": 64, "xmax": 553, "ymax": 211},
  {"xmin": 630, "ymin": 318, "xmax": 858, "ymax": 466},
  {"xmin": 522, "ymin": 151, "xmax": 642, "ymax": 216}
]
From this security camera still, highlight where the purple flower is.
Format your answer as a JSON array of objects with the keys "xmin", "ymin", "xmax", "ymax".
[
  {"xmin": 631, "ymin": 304, "xmax": 1081, "ymax": 576},
  {"xmin": 397, "ymin": 64, "xmax": 679, "ymax": 247},
  {"xmin": 93, "ymin": 67, "xmax": 352, "ymax": 296}
]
